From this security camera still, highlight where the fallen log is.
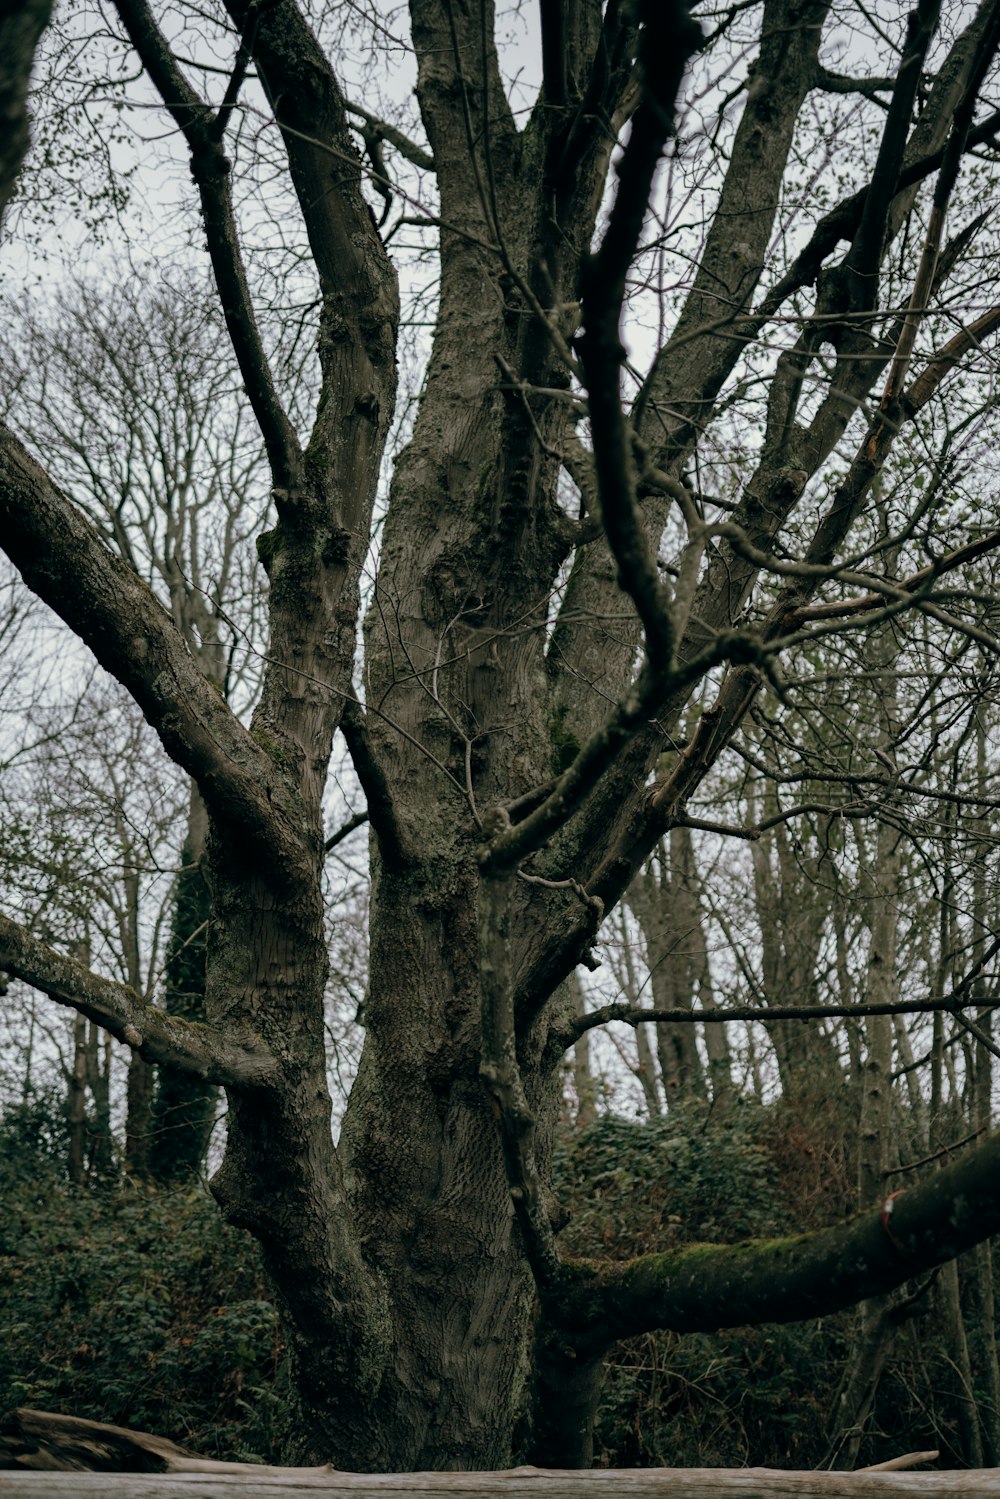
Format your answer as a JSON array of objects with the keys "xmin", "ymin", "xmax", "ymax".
[
  {"xmin": 0, "ymin": 1411, "xmax": 995, "ymax": 1497},
  {"xmin": 6, "ymin": 1466, "xmax": 1000, "ymax": 1496}
]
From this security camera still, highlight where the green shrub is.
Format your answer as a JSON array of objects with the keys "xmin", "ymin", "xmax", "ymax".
[
  {"xmin": 551, "ymin": 1101, "xmax": 853, "ymax": 1470},
  {"xmin": 0, "ymin": 1104, "xmax": 290, "ymax": 1461}
]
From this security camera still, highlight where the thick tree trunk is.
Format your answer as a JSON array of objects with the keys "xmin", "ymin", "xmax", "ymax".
[{"xmin": 334, "ymin": 859, "xmax": 547, "ymax": 1470}]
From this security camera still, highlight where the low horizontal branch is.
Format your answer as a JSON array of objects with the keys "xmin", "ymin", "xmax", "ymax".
[
  {"xmin": 552, "ymin": 1128, "xmax": 1000, "ymax": 1353},
  {"xmin": 0, "ymin": 914, "xmax": 277, "ymax": 1087},
  {"xmin": 561, "ymin": 992, "xmax": 1000, "ymax": 1048},
  {"xmin": 560, "ymin": 931, "xmax": 1000, "ymax": 1050}
]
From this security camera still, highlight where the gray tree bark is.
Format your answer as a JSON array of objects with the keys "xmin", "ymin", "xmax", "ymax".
[{"xmin": 3, "ymin": 0, "xmax": 1000, "ymax": 1476}]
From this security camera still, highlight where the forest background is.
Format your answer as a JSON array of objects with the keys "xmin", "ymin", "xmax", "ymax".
[{"xmin": 3, "ymin": 0, "xmax": 1000, "ymax": 1476}]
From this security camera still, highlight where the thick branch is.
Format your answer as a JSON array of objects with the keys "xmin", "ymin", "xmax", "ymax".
[
  {"xmin": 551, "ymin": 1127, "xmax": 1000, "ymax": 1352},
  {"xmin": 840, "ymin": 0, "xmax": 939, "ymax": 298},
  {"xmin": 486, "ymin": 620, "xmax": 771, "ymax": 879},
  {"xmin": 224, "ymin": 0, "xmax": 399, "ymax": 381},
  {"xmin": 578, "ymin": 1, "xmax": 701, "ymax": 672},
  {"xmin": 755, "ymin": 106, "xmax": 1000, "ymax": 329},
  {"xmin": 881, "ymin": 1, "xmax": 1000, "ymax": 402},
  {"xmin": 538, "ymin": 0, "xmax": 567, "ymax": 105},
  {"xmin": 0, "ymin": 915, "xmax": 277, "ymax": 1086},
  {"xmin": 0, "ymin": 0, "xmax": 51, "ymax": 224},
  {"xmin": 814, "ymin": 65, "xmax": 895, "ymax": 99},
  {"xmin": 0, "ymin": 427, "xmax": 308, "ymax": 876},
  {"xmin": 345, "ymin": 101, "xmax": 433, "ymax": 171},
  {"xmin": 633, "ymin": 0, "xmax": 829, "ymax": 460}
]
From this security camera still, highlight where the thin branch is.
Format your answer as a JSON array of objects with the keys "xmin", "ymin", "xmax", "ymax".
[
  {"xmin": 212, "ymin": 21, "xmax": 255, "ymax": 140},
  {"xmin": 112, "ymin": 0, "xmax": 301, "ymax": 490},
  {"xmin": 884, "ymin": 1126, "xmax": 987, "ymax": 1178},
  {"xmin": 339, "ymin": 701, "xmax": 414, "ymax": 867},
  {"xmin": 789, "ymin": 523, "xmax": 1000, "ymax": 624},
  {"xmin": 323, "ymin": 810, "xmax": 369, "ymax": 853},
  {"xmin": 557, "ymin": 932, "xmax": 1000, "ymax": 1050},
  {"xmin": 951, "ymin": 1007, "xmax": 1000, "ymax": 1066}
]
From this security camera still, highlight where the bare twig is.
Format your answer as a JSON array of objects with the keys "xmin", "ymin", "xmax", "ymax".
[{"xmin": 324, "ymin": 810, "xmax": 369, "ymax": 853}]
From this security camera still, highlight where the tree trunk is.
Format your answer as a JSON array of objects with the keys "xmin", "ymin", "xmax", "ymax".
[
  {"xmin": 617, "ymin": 907, "xmax": 662, "ymax": 1118},
  {"xmin": 939, "ymin": 1254, "xmax": 984, "ymax": 1468},
  {"xmin": 66, "ymin": 1010, "xmax": 88, "ymax": 1186},
  {"xmin": 568, "ymin": 971, "xmax": 598, "ymax": 1128},
  {"xmin": 124, "ymin": 1052, "xmax": 154, "ymax": 1176},
  {"xmin": 830, "ymin": 621, "xmax": 902, "ymax": 1470},
  {"xmin": 964, "ymin": 708, "xmax": 1000, "ymax": 1463},
  {"xmin": 85, "ymin": 1022, "xmax": 115, "ymax": 1179},
  {"xmin": 148, "ymin": 785, "xmax": 217, "ymax": 1183},
  {"xmin": 629, "ymin": 835, "xmax": 707, "ymax": 1105},
  {"xmin": 333, "ymin": 857, "xmax": 546, "ymax": 1470}
]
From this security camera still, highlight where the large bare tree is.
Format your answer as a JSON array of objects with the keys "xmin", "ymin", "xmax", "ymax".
[{"xmin": 4, "ymin": 0, "xmax": 1000, "ymax": 1472}]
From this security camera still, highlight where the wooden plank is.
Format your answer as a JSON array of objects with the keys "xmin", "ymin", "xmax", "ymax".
[{"xmin": 4, "ymin": 1469, "xmax": 1000, "ymax": 1497}]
